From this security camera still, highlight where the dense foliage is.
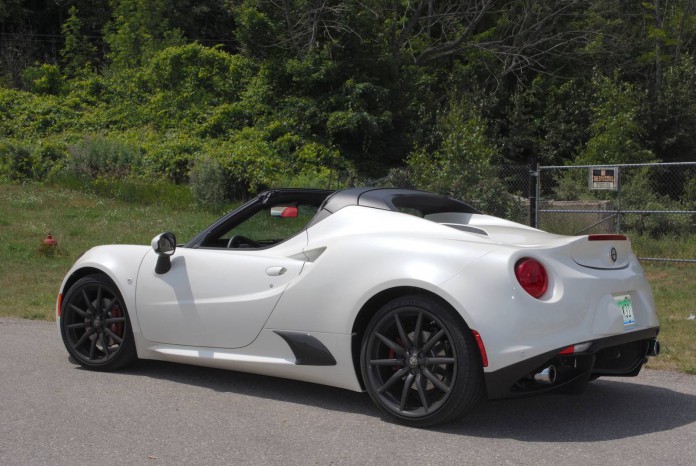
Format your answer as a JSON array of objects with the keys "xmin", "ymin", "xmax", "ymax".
[{"xmin": 1, "ymin": 1, "xmax": 695, "ymax": 206}]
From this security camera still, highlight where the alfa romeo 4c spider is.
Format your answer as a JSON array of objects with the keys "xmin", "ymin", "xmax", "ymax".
[{"xmin": 58, "ymin": 187, "xmax": 660, "ymax": 426}]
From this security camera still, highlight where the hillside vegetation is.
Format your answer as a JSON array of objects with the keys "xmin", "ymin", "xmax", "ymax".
[{"xmin": 1, "ymin": 1, "xmax": 695, "ymax": 210}]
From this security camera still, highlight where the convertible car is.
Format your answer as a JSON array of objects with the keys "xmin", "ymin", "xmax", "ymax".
[{"xmin": 57, "ymin": 187, "xmax": 660, "ymax": 426}]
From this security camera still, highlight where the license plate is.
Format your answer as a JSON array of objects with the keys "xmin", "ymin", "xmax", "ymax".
[{"xmin": 615, "ymin": 294, "xmax": 635, "ymax": 326}]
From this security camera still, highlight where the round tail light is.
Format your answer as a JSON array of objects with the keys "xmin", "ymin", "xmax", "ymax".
[{"xmin": 515, "ymin": 258, "xmax": 548, "ymax": 298}]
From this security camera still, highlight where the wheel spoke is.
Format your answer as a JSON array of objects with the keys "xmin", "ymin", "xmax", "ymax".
[
  {"xmin": 70, "ymin": 304, "xmax": 89, "ymax": 319},
  {"xmin": 399, "ymin": 372, "xmax": 416, "ymax": 411},
  {"xmin": 375, "ymin": 332, "xmax": 405, "ymax": 354},
  {"xmin": 89, "ymin": 336, "xmax": 97, "ymax": 359},
  {"xmin": 423, "ymin": 357, "xmax": 455, "ymax": 365},
  {"xmin": 394, "ymin": 314, "xmax": 412, "ymax": 348},
  {"xmin": 72, "ymin": 330, "xmax": 91, "ymax": 350},
  {"xmin": 99, "ymin": 333, "xmax": 110, "ymax": 357},
  {"xmin": 82, "ymin": 289, "xmax": 95, "ymax": 314},
  {"xmin": 105, "ymin": 329, "xmax": 123, "ymax": 344},
  {"xmin": 421, "ymin": 328, "xmax": 445, "ymax": 354},
  {"xmin": 377, "ymin": 367, "xmax": 409, "ymax": 394},
  {"xmin": 415, "ymin": 372, "xmax": 429, "ymax": 413},
  {"xmin": 95, "ymin": 286, "xmax": 103, "ymax": 312},
  {"xmin": 104, "ymin": 297, "xmax": 118, "ymax": 314},
  {"xmin": 67, "ymin": 322, "xmax": 88, "ymax": 330},
  {"xmin": 369, "ymin": 358, "xmax": 404, "ymax": 366},
  {"xmin": 413, "ymin": 311, "xmax": 423, "ymax": 347},
  {"xmin": 105, "ymin": 317, "xmax": 126, "ymax": 325},
  {"xmin": 422, "ymin": 367, "xmax": 450, "ymax": 393}
]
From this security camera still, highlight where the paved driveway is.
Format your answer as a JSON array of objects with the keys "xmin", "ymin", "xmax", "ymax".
[{"xmin": 1, "ymin": 318, "xmax": 694, "ymax": 465}]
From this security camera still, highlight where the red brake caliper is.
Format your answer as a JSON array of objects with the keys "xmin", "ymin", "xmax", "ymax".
[
  {"xmin": 111, "ymin": 305, "xmax": 123, "ymax": 336},
  {"xmin": 388, "ymin": 338, "xmax": 404, "ymax": 370}
]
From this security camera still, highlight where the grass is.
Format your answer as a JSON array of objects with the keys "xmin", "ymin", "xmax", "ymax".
[
  {"xmin": 0, "ymin": 181, "xmax": 221, "ymax": 320},
  {"xmin": 1, "ymin": 181, "xmax": 694, "ymax": 374},
  {"xmin": 642, "ymin": 263, "xmax": 696, "ymax": 374}
]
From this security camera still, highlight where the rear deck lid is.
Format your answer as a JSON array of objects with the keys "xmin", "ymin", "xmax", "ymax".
[{"xmin": 569, "ymin": 234, "xmax": 631, "ymax": 269}]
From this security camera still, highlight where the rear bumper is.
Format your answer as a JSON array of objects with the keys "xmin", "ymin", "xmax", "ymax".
[{"xmin": 484, "ymin": 327, "xmax": 660, "ymax": 400}]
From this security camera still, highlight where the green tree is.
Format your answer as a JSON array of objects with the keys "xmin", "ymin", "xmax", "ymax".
[
  {"xmin": 577, "ymin": 72, "xmax": 653, "ymax": 165},
  {"xmin": 104, "ymin": 0, "xmax": 184, "ymax": 69},
  {"xmin": 61, "ymin": 6, "xmax": 98, "ymax": 76}
]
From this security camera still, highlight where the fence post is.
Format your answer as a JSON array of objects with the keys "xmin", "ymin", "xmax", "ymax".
[
  {"xmin": 528, "ymin": 157, "xmax": 538, "ymax": 228},
  {"xmin": 616, "ymin": 167, "xmax": 622, "ymax": 233}
]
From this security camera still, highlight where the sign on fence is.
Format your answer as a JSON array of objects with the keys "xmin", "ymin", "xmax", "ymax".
[{"xmin": 589, "ymin": 167, "xmax": 619, "ymax": 190}]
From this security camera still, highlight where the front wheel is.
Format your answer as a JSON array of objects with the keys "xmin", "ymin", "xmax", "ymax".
[
  {"xmin": 60, "ymin": 274, "xmax": 137, "ymax": 371},
  {"xmin": 360, "ymin": 295, "xmax": 484, "ymax": 427}
]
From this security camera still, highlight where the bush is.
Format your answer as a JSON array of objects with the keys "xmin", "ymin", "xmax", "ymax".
[
  {"xmin": 189, "ymin": 155, "xmax": 228, "ymax": 206},
  {"xmin": 362, "ymin": 167, "xmax": 414, "ymax": 189},
  {"xmin": 21, "ymin": 64, "xmax": 64, "ymax": 95},
  {"xmin": 0, "ymin": 140, "xmax": 68, "ymax": 181},
  {"xmin": 268, "ymin": 167, "xmax": 337, "ymax": 189},
  {"xmin": 34, "ymin": 141, "xmax": 69, "ymax": 180},
  {"xmin": 142, "ymin": 136, "xmax": 202, "ymax": 184},
  {"xmin": 620, "ymin": 168, "xmax": 691, "ymax": 237},
  {"xmin": 66, "ymin": 136, "xmax": 139, "ymax": 179},
  {"xmin": 142, "ymin": 44, "xmax": 255, "ymax": 130},
  {"xmin": 0, "ymin": 142, "xmax": 34, "ymax": 181}
]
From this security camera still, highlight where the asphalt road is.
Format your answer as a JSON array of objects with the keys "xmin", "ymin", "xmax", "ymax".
[{"xmin": 1, "ymin": 318, "xmax": 694, "ymax": 466}]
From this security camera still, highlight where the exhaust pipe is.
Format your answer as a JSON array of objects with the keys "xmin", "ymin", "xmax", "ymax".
[
  {"xmin": 534, "ymin": 365, "xmax": 557, "ymax": 385},
  {"xmin": 647, "ymin": 340, "xmax": 661, "ymax": 357}
]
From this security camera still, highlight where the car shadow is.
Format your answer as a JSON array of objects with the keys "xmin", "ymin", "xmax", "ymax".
[
  {"xmin": 118, "ymin": 359, "xmax": 373, "ymax": 413},
  {"xmin": 441, "ymin": 378, "xmax": 696, "ymax": 440},
  {"xmin": 114, "ymin": 359, "xmax": 695, "ymax": 441}
]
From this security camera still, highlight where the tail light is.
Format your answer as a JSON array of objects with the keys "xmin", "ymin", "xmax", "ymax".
[{"xmin": 515, "ymin": 258, "xmax": 548, "ymax": 298}]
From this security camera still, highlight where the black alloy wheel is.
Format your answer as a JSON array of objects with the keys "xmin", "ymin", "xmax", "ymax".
[
  {"xmin": 361, "ymin": 295, "xmax": 484, "ymax": 427},
  {"xmin": 60, "ymin": 274, "xmax": 137, "ymax": 371}
]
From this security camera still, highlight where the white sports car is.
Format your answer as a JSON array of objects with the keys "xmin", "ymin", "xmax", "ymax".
[{"xmin": 57, "ymin": 187, "xmax": 660, "ymax": 426}]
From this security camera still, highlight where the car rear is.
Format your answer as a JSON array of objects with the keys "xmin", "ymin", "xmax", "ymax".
[{"xmin": 437, "ymin": 228, "xmax": 660, "ymax": 399}]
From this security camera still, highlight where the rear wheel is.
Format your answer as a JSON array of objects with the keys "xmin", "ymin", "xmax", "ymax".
[
  {"xmin": 60, "ymin": 274, "xmax": 137, "ymax": 371},
  {"xmin": 360, "ymin": 295, "xmax": 484, "ymax": 427}
]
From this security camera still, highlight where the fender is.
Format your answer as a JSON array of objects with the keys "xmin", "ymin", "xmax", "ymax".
[{"xmin": 58, "ymin": 245, "xmax": 150, "ymax": 332}]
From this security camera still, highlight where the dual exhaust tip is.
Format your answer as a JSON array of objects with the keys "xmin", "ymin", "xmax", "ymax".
[{"xmin": 534, "ymin": 339, "xmax": 660, "ymax": 386}]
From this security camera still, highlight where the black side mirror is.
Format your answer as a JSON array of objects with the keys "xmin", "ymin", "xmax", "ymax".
[{"xmin": 151, "ymin": 232, "xmax": 176, "ymax": 274}]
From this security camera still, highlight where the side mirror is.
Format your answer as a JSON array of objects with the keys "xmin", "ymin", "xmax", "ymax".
[{"xmin": 152, "ymin": 232, "xmax": 176, "ymax": 274}]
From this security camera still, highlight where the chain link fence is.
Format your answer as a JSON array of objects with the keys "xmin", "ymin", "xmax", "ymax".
[{"xmin": 535, "ymin": 162, "xmax": 696, "ymax": 263}]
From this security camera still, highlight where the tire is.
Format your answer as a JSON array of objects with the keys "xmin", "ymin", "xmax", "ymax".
[
  {"xmin": 360, "ymin": 295, "xmax": 484, "ymax": 427},
  {"xmin": 60, "ymin": 274, "xmax": 137, "ymax": 371}
]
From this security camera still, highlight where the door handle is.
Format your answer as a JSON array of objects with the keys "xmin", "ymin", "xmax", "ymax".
[{"xmin": 265, "ymin": 266, "xmax": 287, "ymax": 276}]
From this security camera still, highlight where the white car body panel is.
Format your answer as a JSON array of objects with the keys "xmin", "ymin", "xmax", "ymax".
[
  {"xmin": 135, "ymin": 248, "xmax": 305, "ymax": 348},
  {"xmin": 266, "ymin": 206, "xmax": 501, "ymax": 335},
  {"xmin": 136, "ymin": 329, "xmax": 362, "ymax": 391}
]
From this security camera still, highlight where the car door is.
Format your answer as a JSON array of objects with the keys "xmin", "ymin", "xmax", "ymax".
[{"xmin": 135, "ymin": 247, "xmax": 305, "ymax": 349}]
